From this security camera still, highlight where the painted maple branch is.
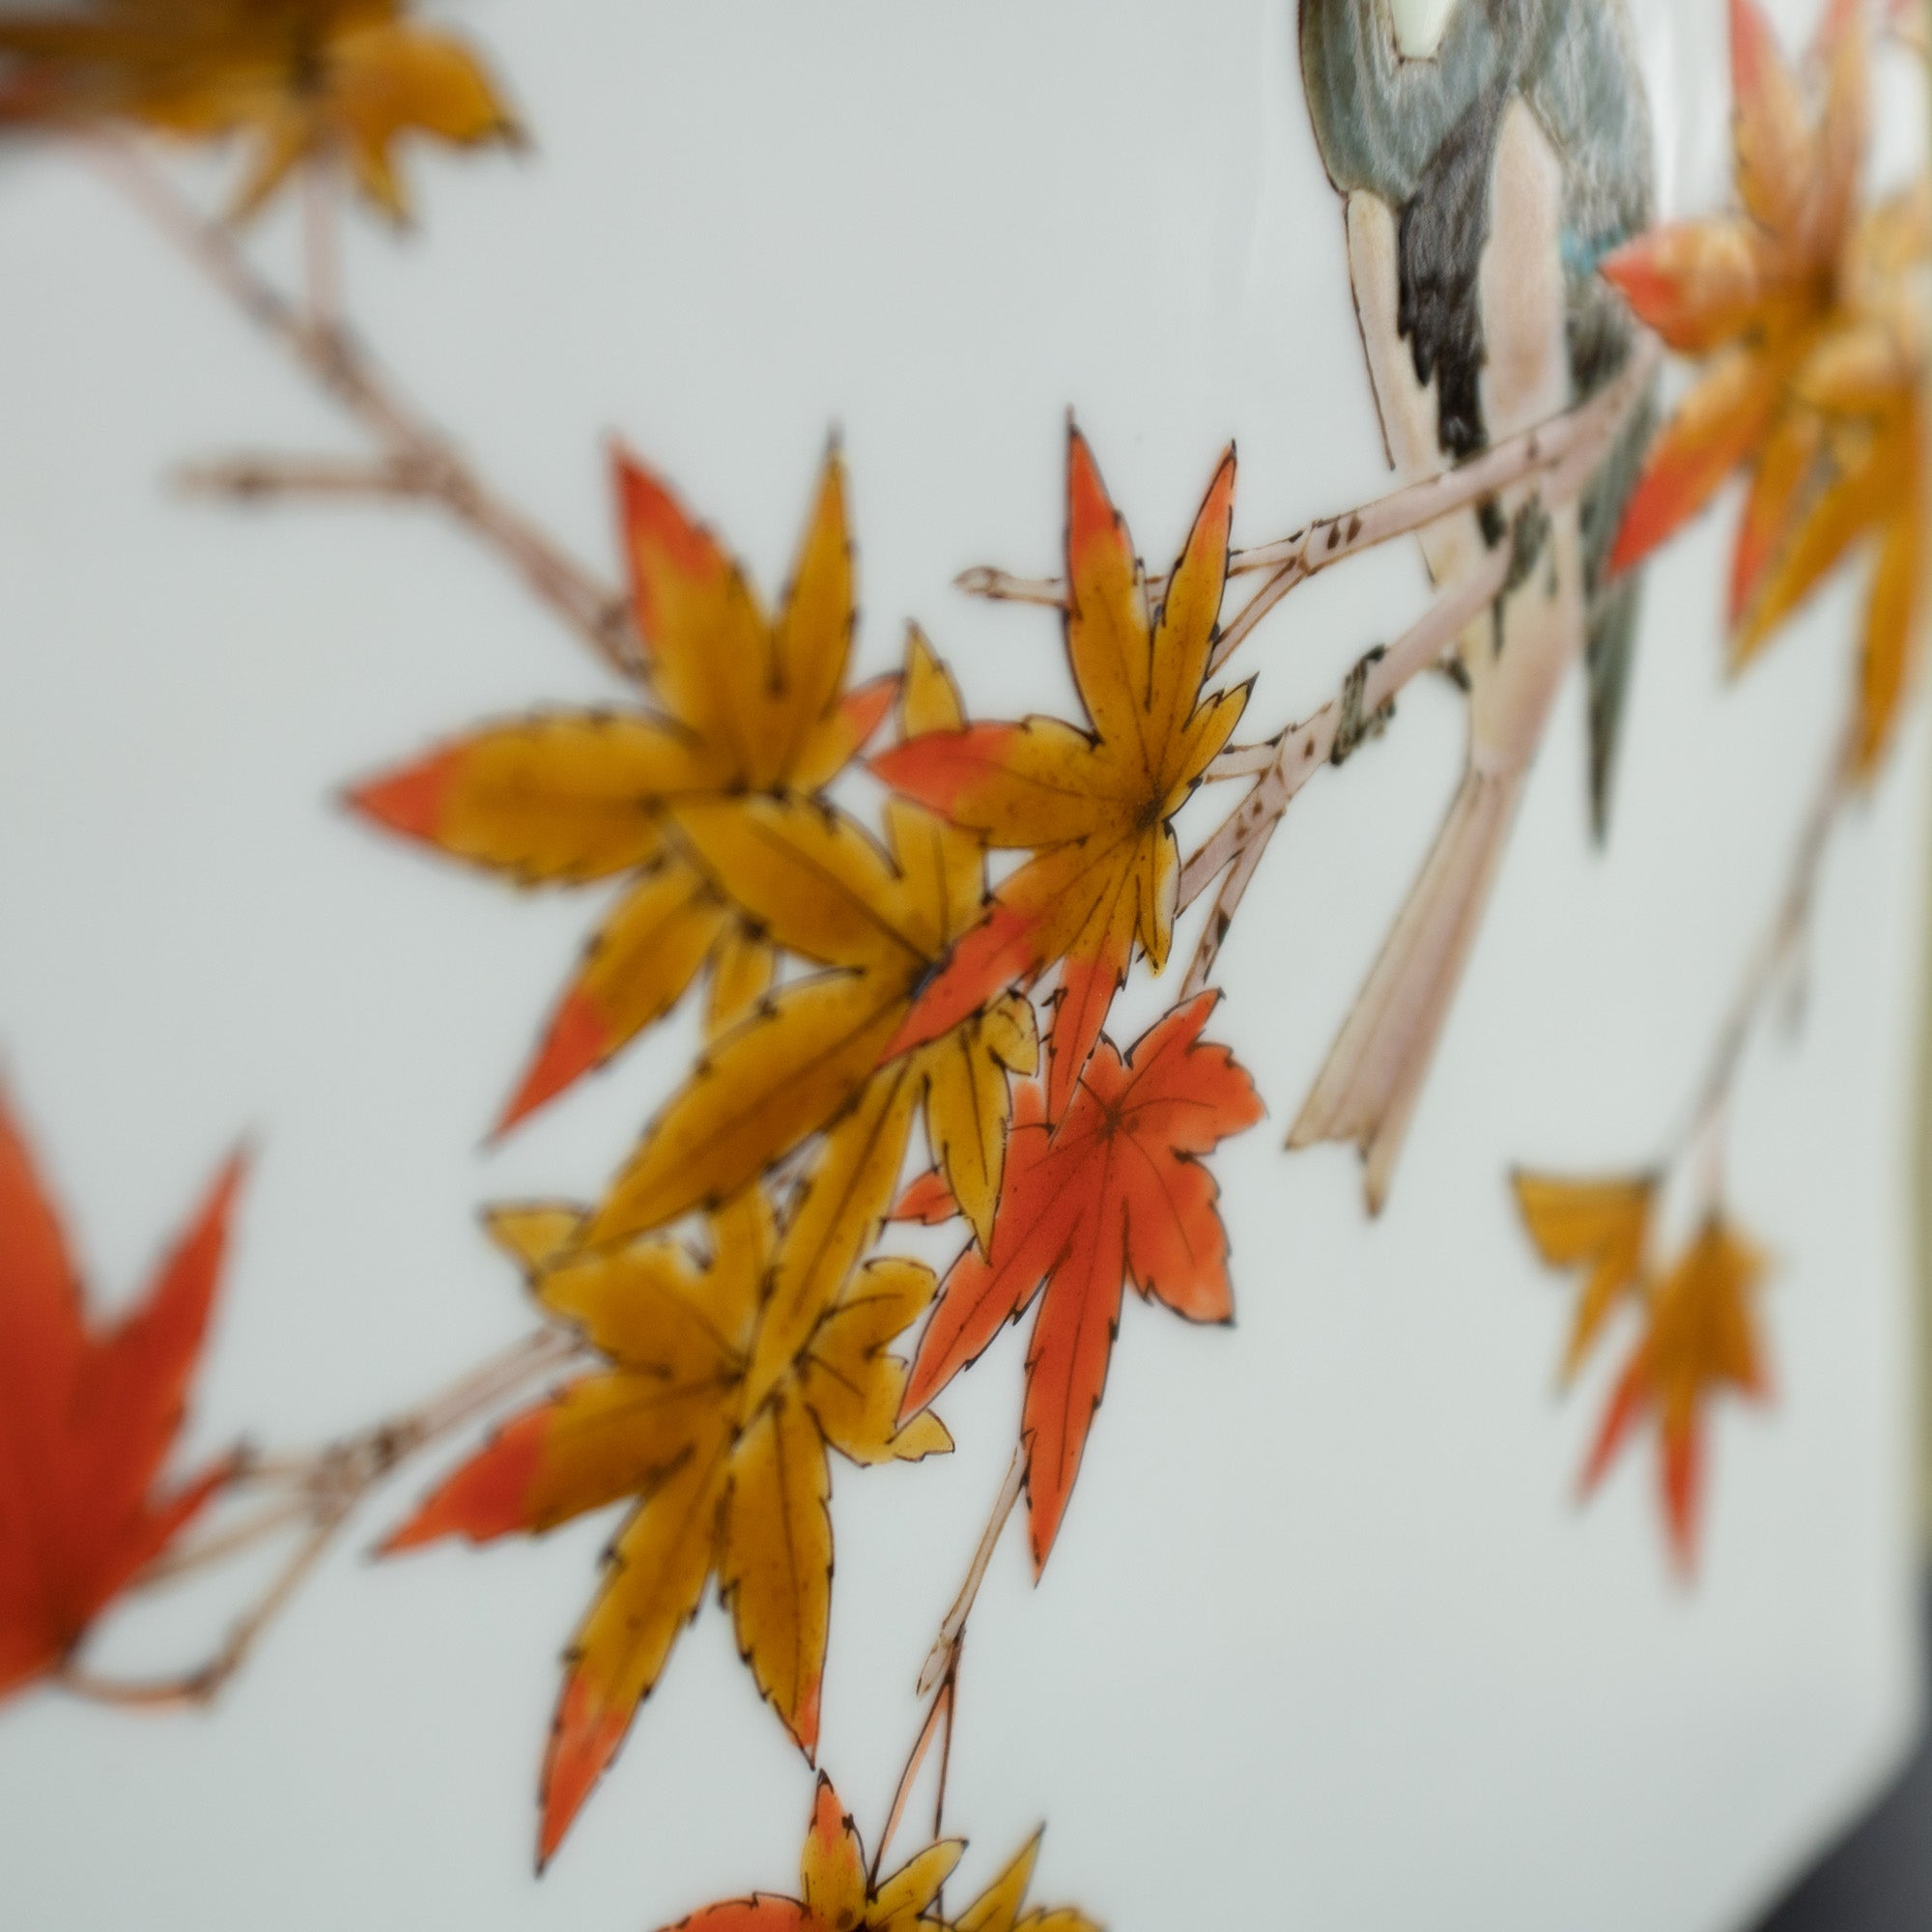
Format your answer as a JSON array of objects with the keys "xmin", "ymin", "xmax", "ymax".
[
  {"xmin": 301, "ymin": 157, "xmax": 343, "ymax": 335},
  {"xmin": 175, "ymin": 453, "xmax": 441, "ymax": 502},
  {"xmin": 918, "ymin": 1443, "xmax": 1026, "ymax": 1697},
  {"xmin": 60, "ymin": 1326, "xmax": 585, "ymax": 1710},
  {"xmin": 76, "ymin": 135, "xmax": 639, "ymax": 679},
  {"xmin": 1173, "ymin": 352, "xmax": 1658, "ymax": 996},
  {"xmin": 1675, "ymin": 716, "xmax": 1856, "ymax": 1197},
  {"xmin": 870, "ymin": 1660, "xmax": 957, "ymax": 1886},
  {"xmin": 1179, "ymin": 541, "xmax": 1511, "ymax": 996},
  {"xmin": 868, "ymin": 1444, "xmax": 1025, "ymax": 1881},
  {"xmin": 957, "ymin": 340, "xmax": 1659, "ymax": 680}
]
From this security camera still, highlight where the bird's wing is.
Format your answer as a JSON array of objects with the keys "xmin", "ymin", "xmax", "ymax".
[{"xmin": 1522, "ymin": 0, "xmax": 1658, "ymax": 835}]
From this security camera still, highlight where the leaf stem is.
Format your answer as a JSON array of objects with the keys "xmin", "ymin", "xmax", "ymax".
[
  {"xmin": 919, "ymin": 1443, "xmax": 1024, "ymax": 1698},
  {"xmin": 300, "ymin": 155, "xmax": 342, "ymax": 335},
  {"xmin": 1674, "ymin": 717, "xmax": 1855, "ymax": 1197},
  {"xmin": 870, "ymin": 1662, "xmax": 954, "ymax": 1886},
  {"xmin": 868, "ymin": 1444, "xmax": 1024, "ymax": 1883},
  {"xmin": 60, "ymin": 1511, "xmax": 341, "ymax": 1712},
  {"xmin": 124, "ymin": 1325, "xmax": 582, "ymax": 1636},
  {"xmin": 75, "ymin": 133, "xmax": 640, "ymax": 679}
]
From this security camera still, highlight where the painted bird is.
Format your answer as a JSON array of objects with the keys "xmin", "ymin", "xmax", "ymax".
[{"xmin": 1293, "ymin": 0, "xmax": 1657, "ymax": 1209}]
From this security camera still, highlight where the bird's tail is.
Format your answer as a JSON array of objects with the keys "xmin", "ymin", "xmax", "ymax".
[{"xmin": 1288, "ymin": 764, "xmax": 1520, "ymax": 1213}]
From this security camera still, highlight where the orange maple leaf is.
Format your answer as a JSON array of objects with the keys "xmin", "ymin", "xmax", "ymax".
[
  {"xmin": 1738, "ymin": 289, "xmax": 1928, "ymax": 777},
  {"xmin": 0, "ymin": 1088, "xmax": 241, "ymax": 1700},
  {"xmin": 1585, "ymin": 1215, "xmax": 1771, "ymax": 1574},
  {"xmin": 0, "ymin": 0, "xmax": 522, "ymax": 221},
  {"xmin": 1603, "ymin": 0, "xmax": 1931, "ymax": 772},
  {"xmin": 1605, "ymin": 0, "xmax": 1870, "ymax": 586},
  {"xmin": 350, "ymin": 446, "xmax": 896, "ymax": 1135},
  {"xmin": 897, "ymin": 994, "xmax": 1262, "ymax": 1572},
  {"xmin": 1515, "ymin": 1175, "xmax": 1772, "ymax": 1569},
  {"xmin": 659, "ymin": 1774, "xmax": 1100, "ymax": 1932},
  {"xmin": 1600, "ymin": 0, "xmax": 1932, "ymax": 777},
  {"xmin": 872, "ymin": 429, "xmax": 1246, "ymax": 1121},
  {"xmin": 383, "ymin": 1188, "xmax": 948, "ymax": 1867}
]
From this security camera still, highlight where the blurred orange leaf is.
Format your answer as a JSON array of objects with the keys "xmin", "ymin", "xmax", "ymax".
[
  {"xmin": 1586, "ymin": 1214, "xmax": 1771, "ymax": 1575},
  {"xmin": 1605, "ymin": 0, "xmax": 1868, "ymax": 578},
  {"xmin": 1603, "ymin": 0, "xmax": 1930, "ymax": 773},
  {"xmin": 0, "ymin": 1088, "xmax": 241, "ymax": 1701}
]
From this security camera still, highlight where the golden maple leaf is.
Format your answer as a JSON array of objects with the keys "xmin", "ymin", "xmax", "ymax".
[
  {"xmin": 0, "ymin": 0, "xmax": 522, "ymax": 221},
  {"xmin": 1512, "ymin": 1170, "xmax": 1657, "ymax": 1384},
  {"xmin": 1519, "ymin": 1178, "xmax": 1771, "ymax": 1575},
  {"xmin": 1604, "ymin": 0, "xmax": 1931, "ymax": 773},
  {"xmin": 658, "ymin": 1775, "xmax": 1101, "ymax": 1932},
  {"xmin": 872, "ymin": 427, "xmax": 1246, "ymax": 1121},
  {"xmin": 351, "ymin": 446, "xmax": 899, "ymax": 1135},
  {"xmin": 586, "ymin": 627, "xmax": 1038, "ymax": 1263},
  {"xmin": 1737, "ymin": 279, "xmax": 1929, "ymax": 776},
  {"xmin": 1583, "ymin": 1215, "xmax": 1772, "ymax": 1575},
  {"xmin": 383, "ymin": 1185, "xmax": 951, "ymax": 1868}
]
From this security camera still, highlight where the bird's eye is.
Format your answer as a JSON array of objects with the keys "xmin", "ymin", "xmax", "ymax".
[{"xmin": 1390, "ymin": 0, "xmax": 1461, "ymax": 60}]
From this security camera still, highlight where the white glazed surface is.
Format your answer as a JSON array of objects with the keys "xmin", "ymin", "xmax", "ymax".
[{"xmin": 0, "ymin": 3, "xmax": 1923, "ymax": 1928}]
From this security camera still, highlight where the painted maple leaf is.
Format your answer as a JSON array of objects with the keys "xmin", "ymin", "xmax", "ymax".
[
  {"xmin": 1516, "ymin": 1175, "xmax": 1770, "ymax": 1574},
  {"xmin": 0, "ymin": 1088, "xmax": 241, "ymax": 1700},
  {"xmin": 896, "ymin": 995, "xmax": 1262, "ymax": 1571},
  {"xmin": 1604, "ymin": 0, "xmax": 1931, "ymax": 772},
  {"xmin": 1584, "ymin": 1215, "xmax": 1772, "ymax": 1574},
  {"xmin": 1512, "ymin": 1170, "xmax": 1657, "ymax": 1384},
  {"xmin": 384, "ymin": 1184, "xmax": 950, "ymax": 1867},
  {"xmin": 659, "ymin": 1774, "xmax": 1099, "ymax": 1932},
  {"xmin": 0, "ymin": 0, "xmax": 522, "ymax": 221},
  {"xmin": 1737, "ymin": 284, "xmax": 1928, "ymax": 776},
  {"xmin": 351, "ymin": 446, "xmax": 898, "ymax": 1137},
  {"xmin": 586, "ymin": 628, "xmax": 1037, "ymax": 1258},
  {"xmin": 1605, "ymin": 0, "xmax": 1870, "ymax": 586},
  {"xmin": 873, "ymin": 428, "xmax": 1247, "ymax": 1121}
]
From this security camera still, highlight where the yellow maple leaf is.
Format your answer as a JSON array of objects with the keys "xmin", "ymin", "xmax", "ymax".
[
  {"xmin": 656, "ymin": 1775, "xmax": 1102, "ymax": 1932},
  {"xmin": 0, "ymin": 0, "xmax": 521, "ymax": 221},
  {"xmin": 588, "ymin": 627, "xmax": 1038, "ymax": 1261},
  {"xmin": 350, "ymin": 446, "xmax": 898, "ymax": 1133},
  {"xmin": 383, "ymin": 1185, "xmax": 950, "ymax": 1868},
  {"xmin": 1511, "ymin": 1170, "xmax": 1657, "ymax": 1383},
  {"xmin": 873, "ymin": 426, "xmax": 1246, "ymax": 1120}
]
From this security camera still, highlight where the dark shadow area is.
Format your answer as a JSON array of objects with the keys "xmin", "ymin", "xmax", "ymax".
[{"xmin": 1754, "ymin": 1583, "xmax": 1932, "ymax": 1930}]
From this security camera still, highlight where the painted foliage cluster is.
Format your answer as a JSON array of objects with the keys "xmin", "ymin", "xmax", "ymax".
[{"xmin": 0, "ymin": 0, "xmax": 1925, "ymax": 1923}]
